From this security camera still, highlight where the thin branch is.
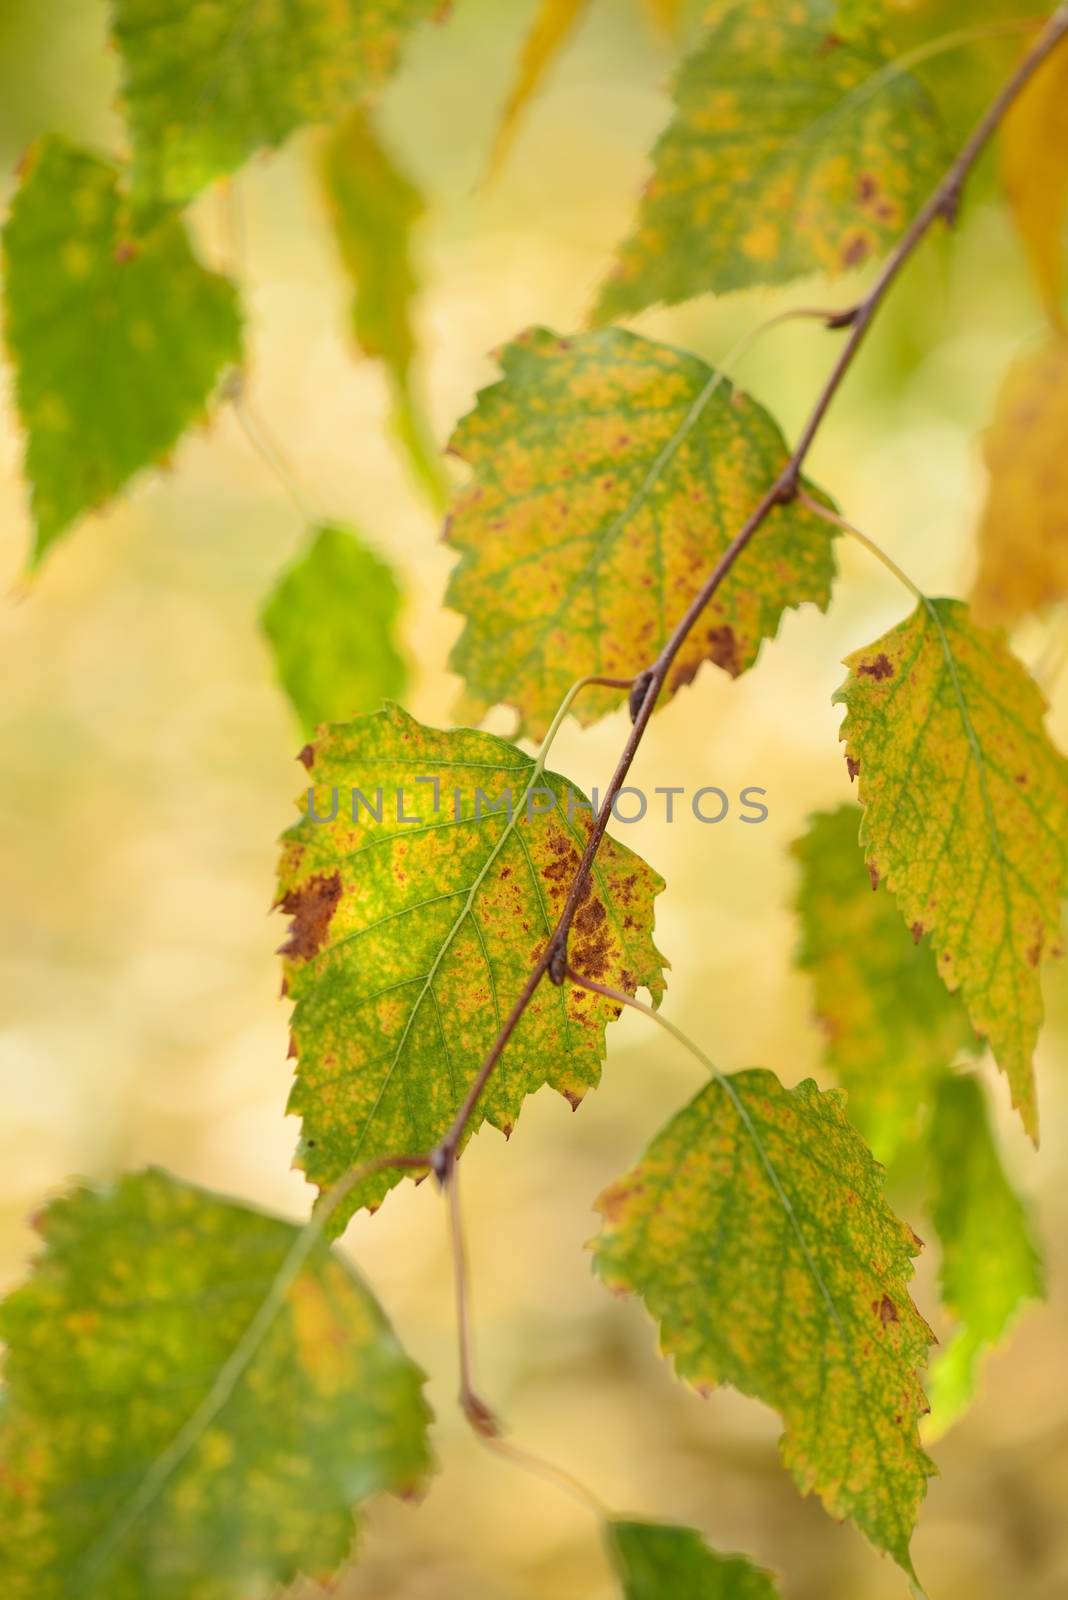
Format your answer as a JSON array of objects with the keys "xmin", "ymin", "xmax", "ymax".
[{"xmin": 428, "ymin": 2, "xmax": 1068, "ymax": 1171}]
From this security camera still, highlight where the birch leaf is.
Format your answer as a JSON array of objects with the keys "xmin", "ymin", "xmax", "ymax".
[
  {"xmin": 260, "ymin": 524, "xmax": 407, "ymax": 736},
  {"xmin": 487, "ymin": 0, "xmax": 592, "ymax": 181},
  {"xmin": 278, "ymin": 704, "xmax": 666, "ymax": 1226},
  {"xmin": 835, "ymin": 598, "xmax": 1068, "ymax": 1141},
  {"xmin": 607, "ymin": 1520, "xmax": 779, "ymax": 1599},
  {"xmin": 926, "ymin": 1074, "xmax": 1044, "ymax": 1438},
  {"xmin": 1001, "ymin": 40, "xmax": 1068, "ymax": 330},
  {"xmin": 3, "ymin": 136, "xmax": 241, "ymax": 568},
  {"xmin": 593, "ymin": 1070, "xmax": 935, "ymax": 1576},
  {"xmin": 595, "ymin": 0, "xmax": 944, "ymax": 320},
  {"xmin": 972, "ymin": 338, "xmax": 1068, "ymax": 626},
  {"xmin": 111, "ymin": 0, "xmax": 443, "ymax": 212},
  {"xmin": 320, "ymin": 107, "xmax": 443, "ymax": 508},
  {"xmin": 0, "ymin": 1169, "xmax": 431, "ymax": 1600},
  {"xmin": 793, "ymin": 804, "xmax": 979, "ymax": 1162},
  {"xmin": 445, "ymin": 326, "xmax": 836, "ymax": 740}
]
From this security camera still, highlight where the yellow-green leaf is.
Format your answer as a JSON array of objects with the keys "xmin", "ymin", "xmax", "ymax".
[
  {"xmin": 972, "ymin": 337, "xmax": 1068, "ymax": 627},
  {"xmin": 1001, "ymin": 37, "xmax": 1068, "ymax": 330},
  {"xmin": 607, "ymin": 1519, "xmax": 779, "ymax": 1599},
  {"xmin": 0, "ymin": 1169, "xmax": 431, "ymax": 1600},
  {"xmin": 111, "ymin": 0, "xmax": 442, "ymax": 212},
  {"xmin": 260, "ymin": 524, "xmax": 407, "ymax": 736},
  {"xmin": 445, "ymin": 326, "xmax": 836, "ymax": 739},
  {"xmin": 641, "ymin": 0, "xmax": 683, "ymax": 34},
  {"xmin": 834, "ymin": 598, "xmax": 1068, "ymax": 1141},
  {"xmin": 594, "ymin": 0, "xmax": 944, "ymax": 320},
  {"xmin": 793, "ymin": 804, "xmax": 979, "ymax": 1162},
  {"xmin": 278, "ymin": 704, "xmax": 666, "ymax": 1225},
  {"xmin": 486, "ymin": 0, "xmax": 592, "ymax": 181},
  {"xmin": 925, "ymin": 1073, "xmax": 1044, "ymax": 1439},
  {"xmin": 593, "ymin": 1070, "xmax": 935, "ymax": 1576},
  {"xmin": 2, "ymin": 136, "xmax": 241, "ymax": 568},
  {"xmin": 320, "ymin": 107, "xmax": 444, "ymax": 508}
]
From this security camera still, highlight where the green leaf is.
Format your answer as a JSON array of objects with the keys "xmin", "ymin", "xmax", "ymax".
[
  {"xmin": 445, "ymin": 325, "xmax": 836, "ymax": 739},
  {"xmin": 0, "ymin": 1168, "xmax": 431, "ymax": 1600},
  {"xmin": 792, "ymin": 804, "xmax": 979, "ymax": 1162},
  {"xmin": 320, "ymin": 106, "xmax": 444, "ymax": 508},
  {"xmin": 2, "ymin": 136, "xmax": 241, "ymax": 568},
  {"xmin": 593, "ymin": 1070, "xmax": 935, "ymax": 1576},
  {"xmin": 261, "ymin": 524, "xmax": 407, "ymax": 736},
  {"xmin": 111, "ymin": 0, "xmax": 442, "ymax": 212},
  {"xmin": 834, "ymin": 597, "xmax": 1068, "ymax": 1142},
  {"xmin": 594, "ymin": 0, "xmax": 944, "ymax": 320},
  {"xmin": 607, "ymin": 1519, "xmax": 779, "ymax": 1599},
  {"xmin": 278, "ymin": 703, "xmax": 666, "ymax": 1225},
  {"xmin": 925, "ymin": 1073, "xmax": 1044, "ymax": 1438}
]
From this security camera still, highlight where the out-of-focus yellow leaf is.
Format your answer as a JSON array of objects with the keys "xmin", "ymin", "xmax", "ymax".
[
  {"xmin": 972, "ymin": 338, "xmax": 1068, "ymax": 626},
  {"xmin": 487, "ymin": 0, "xmax": 592, "ymax": 181},
  {"xmin": 593, "ymin": 1070, "xmax": 935, "ymax": 1578},
  {"xmin": 320, "ymin": 107, "xmax": 444, "ymax": 508},
  {"xmin": 1001, "ymin": 39, "xmax": 1068, "ymax": 330},
  {"xmin": 642, "ymin": 0, "xmax": 682, "ymax": 33},
  {"xmin": 444, "ymin": 326, "xmax": 836, "ymax": 740},
  {"xmin": 835, "ymin": 598, "xmax": 1068, "ymax": 1141}
]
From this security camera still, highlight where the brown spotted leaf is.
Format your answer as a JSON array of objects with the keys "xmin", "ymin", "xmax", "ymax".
[
  {"xmin": 444, "ymin": 326, "xmax": 836, "ymax": 739},
  {"xmin": 593, "ymin": 1070, "xmax": 935, "ymax": 1577},
  {"xmin": 278, "ymin": 705, "xmax": 666, "ymax": 1226},
  {"xmin": 835, "ymin": 598, "xmax": 1068, "ymax": 1141},
  {"xmin": 972, "ymin": 337, "xmax": 1068, "ymax": 627},
  {"xmin": 0, "ymin": 1169, "xmax": 431, "ymax": 1600},
  {"xmin": 594, "ymin": 0, "xmax": 944, "ymax": 320}
]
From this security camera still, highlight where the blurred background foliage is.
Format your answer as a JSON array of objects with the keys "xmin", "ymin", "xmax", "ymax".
[{"xmin": 0, "ymin": 1, "xmax": 1066, "ymax": 1596}]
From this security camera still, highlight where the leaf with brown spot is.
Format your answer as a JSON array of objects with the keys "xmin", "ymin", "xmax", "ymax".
[
  {"xmin": 444, "ymin": 326, "xmax": 836, "ymax": 738},
  {"xmin": 593, "ymin": 0, "xmax": 944, "ymax": 319},
  {"xmin": 278, "ymin": 704, "xmax": 666, "ymax": 1226},
  {"xmin": 835, "ymin": 599, "xmax": 1068, "ymax": 1140},
  {"xmin": 972, "ymin": 337, "xmax": 1068, "ymax": 626},
  {"xmin": 592, "ymin": 1070, "xmax": 935, "ymax": 1576}
]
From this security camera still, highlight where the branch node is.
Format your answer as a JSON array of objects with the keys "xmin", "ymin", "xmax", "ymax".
[
  {"xmin": 547, "ymin": 938, "xmax": 568, "ymax": 986},
  {"xmin": 939, "ymin": 181, "xmax": 963, "ymax": 227},
  {"xmin": 772, "ymin": 472, "xmax": 800, "ymax": 506},
  {"xmin": 429, "ymin": 1143, "xmax": 452, "ymax": 1187},
  {"xmin": 461, "ymin": 1389, "xmax": 502, "ymax": 1437},
  {"xmin": 627, "ymin": 667, "xmax": 655, "ymax": 723},
  {"xmin": 825, "ymin": 305, "xmax": 860, "ymax": 330}
]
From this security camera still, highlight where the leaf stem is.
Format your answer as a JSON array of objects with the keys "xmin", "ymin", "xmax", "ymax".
[{"xmin": 798, "ymin": 491, "xmax": 926, "ymax": 602}]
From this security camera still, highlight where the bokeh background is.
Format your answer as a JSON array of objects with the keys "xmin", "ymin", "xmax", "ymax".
[{"xmin": 1, "ymin": 3, "xmax": 1066, "ymax": 1596}]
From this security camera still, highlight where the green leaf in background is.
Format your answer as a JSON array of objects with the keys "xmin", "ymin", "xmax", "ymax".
[
  {"xmin": 835, "ymin": 598, "xmax": 1068, "ymax": 1143},
  {"xmin": 0, "ymin": 1168, "xmax": 431, "ymax": 1600},
  {"xmin": 445, "ymin": 326, "xmax": 836, "ymax": 739},
  {"xmin": 594, "ymin": 0, "xmax": 944, "ymax": 320},
  {"xmin": 607, "ymin": 1520, "xmax": 779, "ymax": 1599},
  {"xmin": 111, "ymin": 0, "xmax": 443, "ymax": 212},
  {"xmin": 926, "ymin": 1073, "xmax": 1044, "ymax": 1438},
  {"xmin": 593, "ymin": 1070, "xmax": 935, "ymax": 1576},
  {"xmin": 261, "ymin": 523, "xmax": 407, "ymax": 736},
  {"xmin": 2, "ymin": 136, "xmax": 242, "ymax": 568},
  {"xmin": 793, "ymin": 804, "xmax": 979, "ymax": 1162},
  {"xmin": 278, "ymin": 704, "xmax": 666, "ymax": 1225},
  {"xmin": 320, "ymin": 106, "xmax": 444, "ymax": 508}
]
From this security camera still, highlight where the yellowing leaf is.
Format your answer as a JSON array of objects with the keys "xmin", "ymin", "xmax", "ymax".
[
  {"xmin": 641, "ymin": 0, "xmax": 682, "ymax": 34},
  {"xmin": 972, "ymin": 337, "xmax": 1068, "ymax": 627},
  {"xmin": 445, "ymin": 326, "xmax": 836, "ymax": 739},
  {"xmin": 278, "ymin": 704, "xmax": 666, "ymax": 1226},
  {"xmin": 0, "ymin": 1169, "xmax": 431, "ymax": 1600},
  {"xmin": 595, "ymin": 0, "xmax": 944, "ymax": 320},
  {"xmin": 111, "ymin": 0, "xmax": 443, "ymax": 212},
  {"xmin": 607, "ymin": 1520, "xmax": 779, "ymax": 1598},
  {"xmin": 487, "ymin": 0, "xmax": 591, "ymax": 181},
  {"xmin": 1001, "ymin": 38, "xmax": 1068, "ymax": 330},
  {"xmin": 260, "ymin": 524, "xmax": 407, "ymax": 736},
  {"xmin": 925, "ymin": 1074, "xmax": 1044, "ymax": 1439},
  {"xmin": 835, "ymin": 598, "xmax": 1068, "ymax": 1141},
  {"xmin": 2, "ymin": 137, "xmax": 241, "ymax": 568},
  {"xmin": 793, "ymin": 805, "xmax": 979, "ymax": 1162},
  {"xmin": 320, "ymin": 107, "xmax": 444, "ymax": 508},
  {"xmin": 593, "ymin": 1070, "xmax": 935, "ymax": 1576}
]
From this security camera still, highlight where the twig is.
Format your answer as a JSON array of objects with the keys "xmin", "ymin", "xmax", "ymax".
[{"xmin": 426, "ymin": 2, "xmax": 1068, "ymax": 1176}]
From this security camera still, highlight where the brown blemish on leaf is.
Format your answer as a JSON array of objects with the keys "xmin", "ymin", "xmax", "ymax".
[
  {"xmin": 910, "ymin": 922, "xmax": 924, "ymax": 945},
  {"xmin": 278, "ymin": 872, "xmax": 343, "ymax": 960},
  {"xmin": 874, "ymin": 1294, "xmax": 899, "ymax": 1325},
  {"xmin": 847, "ymin": 754, "xmax": 860, "ymax": 781},
  {"xmin": 841, "ymin": 234, "xmax": 871, "ymax": 269},
  {"xmin": 855, "ymin": 172, "xmax": 877, "ymax": 204},
  {"xmin": 298, "ymin": 743, "xmax": 315, "ymax": 770},
  {"xmin": 858, "ymin": 653, "xmax": 894, "ymax": 680},
  {"xmin": 1027, "ymin": 939, "xmax": 1043, "ymax": 968},
  {"xmin": 867, "ymin": 861, "xmax": 879, "ymax": 890},
  {"xmin": 563, "ymin": 1088, "xmax": 583, "ymax": 1111},
  {"xmin": 707, "ymin": 623, "xmax": 742, "ymax": 677}
]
